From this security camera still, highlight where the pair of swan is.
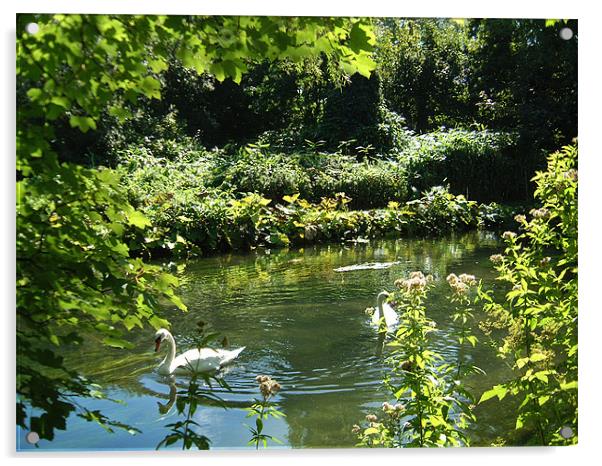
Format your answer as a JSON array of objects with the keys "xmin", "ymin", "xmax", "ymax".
[
  {"xmin": 154, "ymin": 328, "xmax": 245, "ymax": 376},
  {"xmin": 371, "ymin": 291, "xmax": 399, "ymax": 331}
]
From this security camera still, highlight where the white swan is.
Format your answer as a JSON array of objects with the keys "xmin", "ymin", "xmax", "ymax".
[
  {"xmin": 371, "ymin": 291, "xmax": 399, "ymax": 331},
  {"xmin": 154, "ymin": 328, "xmax": 245, "ymax": 376}
]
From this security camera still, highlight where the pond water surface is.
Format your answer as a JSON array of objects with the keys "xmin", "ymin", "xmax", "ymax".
[{"xmin": 19, "ymin": 231, "xmax": 516, "ymax": 451}]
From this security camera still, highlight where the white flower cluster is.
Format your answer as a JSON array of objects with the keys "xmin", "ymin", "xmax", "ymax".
[
  {"xmin": 394, "ymin": 271, "xmax": 434, "ymax": 294},
  {"xmin": 255, "ymin": 375, "xmax": 281, "ymax": 398},
  {"xmin": 490, "ymin": 254, "xmax": 504, "ymax": 264},
  {"xmin": 530, "ymin": 208, "xmax": 549, "ymax": 220},
  {"xmin": 382, "ymin": 401, "xmax": 405, "ymax": 415},
  {"xmin": 447, "ymin": 273, "xmax": 477, "ymax": 294}
]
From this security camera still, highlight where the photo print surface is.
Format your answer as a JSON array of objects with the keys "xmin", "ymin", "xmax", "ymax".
[{"xmin": 16, "ymin": 14, "xmax": 577, "ymax": 450}]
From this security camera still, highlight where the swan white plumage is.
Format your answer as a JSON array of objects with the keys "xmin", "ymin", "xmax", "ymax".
[
  {"xmin": 371, "ymin": 291, "xmax": 398, "ymax": 331},
  {"xmin": 154, "ymin": 328, "xmax": 245, "ymax": 376}
]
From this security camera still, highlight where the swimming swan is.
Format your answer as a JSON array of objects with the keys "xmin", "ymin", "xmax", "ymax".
[
  {"xmin": 154, "ymin": 328, "xmax": 245, "ymax": 376},
  {"xmin": 371, "ymin": 291, "xmax": 398, "ymax": 331}
]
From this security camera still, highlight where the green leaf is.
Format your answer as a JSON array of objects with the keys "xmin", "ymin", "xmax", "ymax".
[
  {"xmin": 516, "ymin": 357, "xmax": 529, "ymax": 369},
  {"xmin": 139, "ymin": 76, "xmax": 161, "ymax": 99},
  {"xmin": 349, "ymin": 22, "xmax": 372, "ymax": 54},
  {"xmin": 479, "ymin": 385, "xmax": 508, "ymax": 403},
  {"xmin": 69, "ymin": 115, "xmax": 97, "ymax": 133},
  {"xmin": 170, "ymin": 294, "xmax": 188, "ymax": 312},
  {"xmin": 352, "ymin": 53, "xmax": 376, "ymax": 78},
  {"xmin": 158, "ymin": 273, "xmax": 179, "ymax": 288},
  {"xmin": 530, "ymin": 353, "xmax": 548, "ymax": 363},
  {"xmin": 283, "ymin": 193, "xmax": 300, "ymax": 204},
  {"xmin": 149, "ymin": 58, "xmax": 168, "ymax": 73},
  {"xmin": 27, "ymin": 88, "xmax": 43, "ymax": 101},
  {"xmin": 108, "ymin": 106, "xmax": 132, "ymax": 122},
  {"xmin": 149, "ymin": 315, "xmax": 170, "ymax": 330},
  {"xmin": 210, "ymin": 62, "xmax": 225, "ymax": 82},
  {"xmin": 50, "ymin": 96, "xmax": 70, "ymax": 109},
  {"xmin": 516, "ymin": 416, "xmax": 524, "ymax": 429},
  {"xmin": 123, "ymin": 315, "xmax": 142, "ymax": 331},
  {"xmin": 111, "ymin": 242, "xmax": 129, "ymax": 256},
  {"xmin": 560, "ymin": 380, "xmax": 578, "ymax": 390},
  {"xmin": 127, "ymin": 210, "xmax": 151, "ymax": 229}
]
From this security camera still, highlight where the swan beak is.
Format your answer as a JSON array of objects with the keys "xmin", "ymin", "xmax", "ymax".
[{"xmin": 154, "ymin": 338, "xmax": 161, "ymax": 352}]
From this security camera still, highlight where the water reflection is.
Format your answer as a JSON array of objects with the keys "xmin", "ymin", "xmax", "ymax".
[{"xmin": 156, "ymin": 381, "xmax": 177, "ymax": 416}]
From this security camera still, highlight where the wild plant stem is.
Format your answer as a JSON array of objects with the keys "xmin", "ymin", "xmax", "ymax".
[{"xmin": 524, "ymin": 316, "xmax": 546, "ymax": 445}]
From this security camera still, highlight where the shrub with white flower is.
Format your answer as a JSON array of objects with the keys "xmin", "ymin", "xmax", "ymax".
[{"xmin": 478, "ymin": 144, "xmax": 578, "ymax": 446}]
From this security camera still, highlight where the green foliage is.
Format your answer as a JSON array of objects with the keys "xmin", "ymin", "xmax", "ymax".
[
  {"xmin": 399, "ymin": 129, "xmax": 521, "ymax": 202},
  {"xmin": 216, "ymin": 144, "xmax": 409, "ymax": 209},
  {"xmin": 319, "ymin": 73, "xmax": 384, "ymax": 150},
  {"xmin": 16, "ymin": 163, "xmax": 186, "ymax": 440},
  {"xmin": 477, "ymin": 144, "xmax": 578, "ymax": 445},
  {"xmin": 376, "ymin": 18, "xmax": 473, "ymax": 132},
  {"xmin": 119, "ymin": 154, "xmax": 510, "ymax": 256},
  {"xmin": 18, "ymin": 14, "xmax": 377, "ymax": 170},
  {"xmin": 469, "ymin": 19, "xmax": 577, "ymax": 149},
  {"xmin": 406, "ymin": 186, "xmax": 478, "ymax": 234},
  {"xmin": 17, "ymin": 12, "xmax": 576, "ymax": 448},
  {"xmin": 218, "ymin": 145, "xmax": 311, "ymax": 201}
]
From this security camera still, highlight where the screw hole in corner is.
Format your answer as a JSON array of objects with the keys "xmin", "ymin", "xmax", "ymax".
[
  {"xmin": 559, "ymin": 27, "xmax": 574, "ymax": 41},
  {"xmin": 25, "ymin": 22, "xmax": 39, "ymax": 35},
  {"xmin": 560, "ymin": 426, "xmax": 574, "ymax": 439},
  {"xmin": 25, "ymin": 431, "xmax": 40, "ymax": 445}
]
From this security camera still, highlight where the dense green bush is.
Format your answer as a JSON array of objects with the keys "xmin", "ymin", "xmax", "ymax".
[
  {"xmin": 308, "ymin": 156, "xmax": 408, "ymax": 209},
  {"xmin": 399, "ymin": 128, "xmax": 520, "ymax": 202},
  {"xmin": 214, "ymin": 144, "xmax": 409, "ymax": 209},
  {"xmin": 217, "ymin": 129, "xmax": 520, "ymax": 208},
  {"xmin": 217, "ymin": 145, "xmax": 311, "ymax": 201},
  {"xmin": 118, "ymin": 148, "xmax": 512, "ymax": 256},
  {"xmin": 115, "ymin": 136, "xmax": 521, "ymax": 258}
]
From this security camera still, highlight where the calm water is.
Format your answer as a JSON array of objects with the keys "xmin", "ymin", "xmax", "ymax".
[{"xmin": 18, "ymin": 231, "xmax": 516, "ymax": 451}]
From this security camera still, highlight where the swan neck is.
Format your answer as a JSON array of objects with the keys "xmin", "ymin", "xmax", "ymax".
[
  {"xmin": 377, "ymin": 293, "xmax": 387, "ymax": 311},
  {"xmin": 162, "ymin": 332, "xmax": 177, "ymax": 369}
]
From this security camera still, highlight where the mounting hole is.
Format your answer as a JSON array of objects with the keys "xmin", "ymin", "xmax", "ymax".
[
  {"xmin": 559, "ymin": 27, "xmax": 573, "ymax": 40},
  {"xmin": 25, "ymin": 22, "xmax": 39, "ymax": 35},
  {"xmin": 25, "ymin": 431, "xmax": 40, "ymax": 444},
  {"xmin": 560, "ymin": 426, "xmax": 574, "ymax": 439}
]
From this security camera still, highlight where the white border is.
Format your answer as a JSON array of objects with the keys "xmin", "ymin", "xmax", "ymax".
[{"xmin": 3, "ymin": 1, "xmax": 601, "ymax": 465}]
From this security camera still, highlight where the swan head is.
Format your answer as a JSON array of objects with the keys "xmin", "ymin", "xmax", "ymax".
[
  {"xmin": 154, "ymin": 328, "xmax": 170, "ymax": 352},
  {"xmin": 377, "ymin": 291, "xmax": 390, "ymax": 304}
]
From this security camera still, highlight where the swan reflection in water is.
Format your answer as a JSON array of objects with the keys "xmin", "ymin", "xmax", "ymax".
[
  {"xmin": 152, "ymin": 363, "xmax": 247, "ymax": 418},
  {"xmin": 156, "ymin": 380, "xmax": 178, "ymax": 415}
]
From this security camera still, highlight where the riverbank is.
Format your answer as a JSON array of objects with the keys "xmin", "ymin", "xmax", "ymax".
[{"xmin": 126, "ymin": 185, "xmax": 522, "ymax": 258}]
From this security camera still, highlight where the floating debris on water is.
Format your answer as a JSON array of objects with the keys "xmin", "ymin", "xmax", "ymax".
[
  {"xmin": 346, "ymin": 237, "xmax": 370, "ymax": 244},
  {"xmin": 334, "ymin": 261, "xmax": 400, "ymax": 272}
]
